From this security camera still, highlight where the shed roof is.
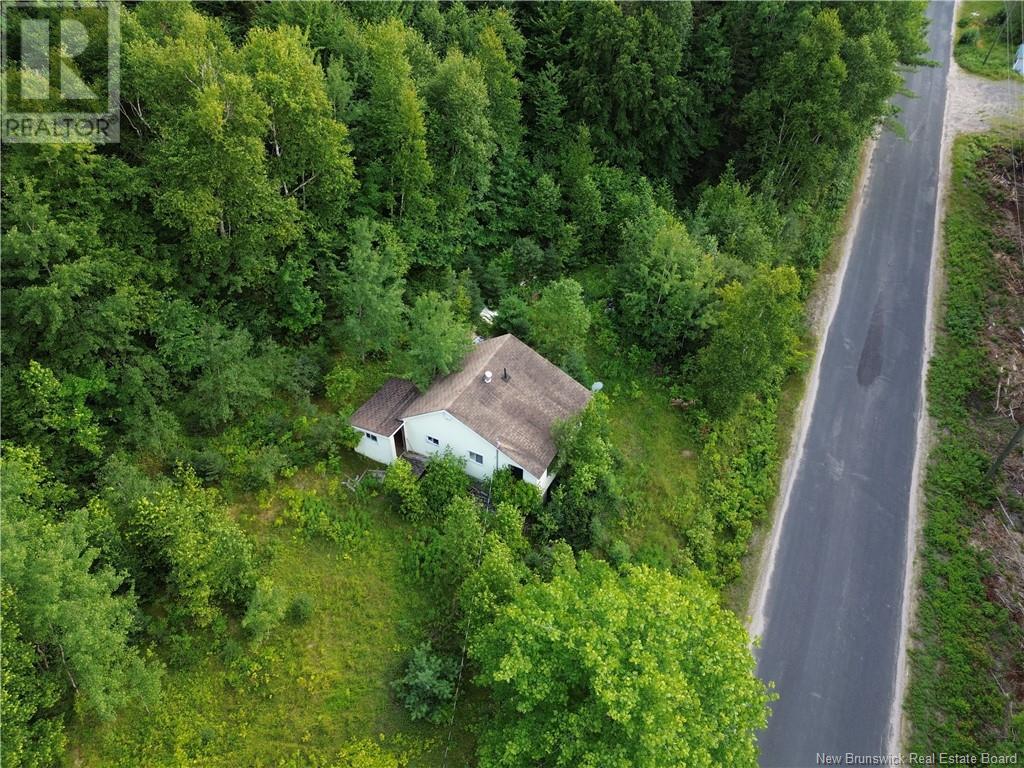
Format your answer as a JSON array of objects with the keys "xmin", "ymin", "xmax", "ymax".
[
  {"xmin": 349, "ymin": 378, "xmax": 419, "ymax": 436},
  {"xmin": 401, "ymin": 334, "xmax": 592, "ymax": 477}
]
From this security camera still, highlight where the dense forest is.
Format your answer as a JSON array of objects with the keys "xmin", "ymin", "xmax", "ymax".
[{"xmin": 1, "ymin": 2, "xmax": 930, "ymax": 766}]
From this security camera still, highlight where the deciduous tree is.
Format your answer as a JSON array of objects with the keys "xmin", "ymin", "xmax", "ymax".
[
  {"xmin": 353, "ymin": 19, "xmax": 433, "ymax": 221},
  {"xmin": 548, "ymin": 394, "xmax": 617, "ymax": 549},
  {"xmin": 469, "ymin": 549, "xmax": 770, "ymax": 768},
  {"xmin": 692, "ymin": 167, "xmax": 782, "ymax": 268},
  {"xmin": 424, "ymin": 49, "xmax": 496, "ymax": 205},
  {"xmin": 108, "ymin": 466, "xmax": 258, "ymax": 627},
  {"xmin": 527, "ymin": 278, "xmax": 591, "ymax": 371},
  {"xmin": 695, "ymin": 265, "xmax": 803, "ymax": 417},
  {"xmin": 240, "ymin": 24, "xmax": 356, "ymax": 226},
  {"xmin": 403, "ymin": 292, "xmax": 472, "ymax": 390},
  {"xmin": 335, "ymin": 219, "xmax": 408, "ymax": 358},
  {"xmin": 618, "ymin": 206, "xmax": 719, "ymax": 356},
  {"xmin": 1, "ymin": 447, "xmax": 160, "ymax": 744}
]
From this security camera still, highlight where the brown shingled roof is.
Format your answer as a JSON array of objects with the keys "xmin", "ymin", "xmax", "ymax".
[
  {"xmin": 401, "ymin": 335, "xmax": 592, "ymax": 478},
  {"xmin": 349, "ymin": 378, "xmax": 419, "ymax": 436}
]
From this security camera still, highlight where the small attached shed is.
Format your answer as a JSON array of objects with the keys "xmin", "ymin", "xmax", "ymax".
[{"xmin": 349, "ymin": 378, "xmax": 420, "ymax": 465}]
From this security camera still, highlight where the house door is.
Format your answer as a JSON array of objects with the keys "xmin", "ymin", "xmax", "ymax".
[
  {"xmin": 510, "ymin": 465, "xmax": 524, "ymax": 481},
  {"xmin": 393, "ymin": 427, "xmax": 406, "ymax": 457}
]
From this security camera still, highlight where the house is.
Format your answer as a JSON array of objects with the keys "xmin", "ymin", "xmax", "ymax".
[
  {"xmin": 349, "ymin": 334, "xmax": 592, "ymax": 491},
  {"xmin": 1014, "ymin": 43, "xmax": 1024, "ymax": 76}
]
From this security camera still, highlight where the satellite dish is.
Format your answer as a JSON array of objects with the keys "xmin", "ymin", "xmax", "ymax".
[{"xmin": 591, "ymin": 381, "xmax": 604, "ymax": 393}]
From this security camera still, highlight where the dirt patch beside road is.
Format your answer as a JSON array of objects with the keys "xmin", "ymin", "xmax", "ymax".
[{"xmin": 945, "ymin": 56, "xmax": 1024, "ymax": 138}]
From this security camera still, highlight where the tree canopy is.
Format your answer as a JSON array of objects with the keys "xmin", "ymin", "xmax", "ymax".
[
  {"xmin": 696, "ymin": 265, "xmax": 804, "ymax": 418},
  {"xmin": 470, "ymin": 549, "xmax": 770, "ymax": 768},
  {"xmin": 1, "ymin": 448, "xmax": 160, "ymax": 753},
  {"xmin": 403, "ymin": 291, "xmax": 472, "ymax": 390},
  {"xmin": 0, "ymin": 1, "xmax": 930, "ymax": 764}
]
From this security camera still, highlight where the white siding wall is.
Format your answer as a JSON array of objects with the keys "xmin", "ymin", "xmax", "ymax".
[
  {"xmin": 402, "ymin": 410, "xmax": 544, "ymax": 487},
  {"xmin": 354, "ymin": 429, "xmax": 397, "ymax": 465},
  {"xmin": 537, "ymin": 469, "xmax": 553, "ymax": 492}
]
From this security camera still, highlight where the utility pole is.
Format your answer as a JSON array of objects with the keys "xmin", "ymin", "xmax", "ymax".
[
  {"xmin": 986, "ymin": 420, "xmax": 1024, "ymax": 481},
  {"xmin": 982, "ymin": 13, "xmax": 1009, "ymax": 66}
]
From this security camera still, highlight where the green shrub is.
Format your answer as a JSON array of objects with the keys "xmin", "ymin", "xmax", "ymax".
[
  {"xmin": 242, "ymin": 577, "xmax": 284, "ymax": 643},
  {"xmin": 226, "ymin": 642, "xmax": 281, "ymax": 697},
  {"xmin": 391, "ymin": 642, "xmax": 457, "ymax": 725},
  {"xmin": 631, "ymin": 543, "xmax": 674, "ymax": 571},
  {"xmin": 529, "ymin": 502, "xmax": 562, "ymax": 544},
  {"xmin": 277, "ymin": 487, "xmax": 334, "ymax": 538},
  {"xmin": 275, "ymin": 486, "xmax": 366, "ymax": 546},
  {"xmin": 548, "ymin": 395, "xmax": 620, "ymax": 550},
  {"xmin": 560, "ymin": 347, "xmax": 591, "ymax": 383},
  {"xmin": 958, "ymin": 27, "xmax": 979, "ymax": 46},
  {"xmin": 288, "ymin": 413, "xmax": 359, "ymax": 466},
  {"xmin": 486, "ymin": 502, "xmax": 529, "ymax": 557},
  {"xmin": 488, "ymin": 468, "xmax": 541, "ymax": 518},
  {"xmin": 687, "ymin": 392, "xmax": 780, "ymax": 587},
  {"xmin": 383, "ymin": 459, "xmax": 426, "ymax": 521},
  {"xmin": 607, "ymin": 538, "xmax": 633, "ymax": 568},
  {"xmin": 325, "ymin": 364, "xmax": 359, "ymax": 409},
  {"xmin": 121, "ymin": 467, "xmax": 257, "ymax": 627},
  {"xmin": 457, "ymin": 535, "xmax": 528, "ymax": 630},
  {"xmin": 191, "ymin": 448, "xmax": 227, "ymax": 483},
  {"xmin": 695, "ymin": 265, "xmax": 802, "ymax": 419},
  {"xmin": 165, "ymin": 631, "xmax": 203, "ymax": 670},
  {"xmin": 333, "ymin": 737, "xmax": 412, "ymax": 767},
  {"xmin": 240, "ymin": 445, "xmax": 292, "ymax": 491},
  {"xmin": 419, "ymin": 451, "xmax": 470, "ymax": 520},
  {"xmin": 413, "ymin": 496, "xmax": 486, "ymax": 612},
  {"xmin": 286, "ymin": 594, "xmax": 314, "ymax": 626}
]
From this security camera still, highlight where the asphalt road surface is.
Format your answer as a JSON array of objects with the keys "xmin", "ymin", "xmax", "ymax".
[{"xmin": 755, "ymin": 3, "xmax": 953, "ymax": 765}]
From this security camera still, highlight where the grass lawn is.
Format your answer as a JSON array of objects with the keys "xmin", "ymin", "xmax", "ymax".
[
  {"xmin": 954, "ymin": 0, "xmax": 1024, "ymax": 80},
  {"xmin": 572, "ymin": 267, "xmax": 702, "ymax": 571},
  {"xmin": 604, "ymin": 374, "xmax": 700, "ymax": 570},
  {"xmin": 68, "ymin": 455, "xmax": 476, "ymax": 767}
]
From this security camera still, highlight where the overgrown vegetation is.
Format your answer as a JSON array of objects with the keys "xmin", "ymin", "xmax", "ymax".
[
  {"xmin": 470, "ymin": 549, "xmax": 770, "ymax": 767},
  {"xmin": 69, "ymin": 462, "xmax": 475, "ymax": 767},
  {"xmin": 0, "ymin": 1, "xmax": 931, "ymax": 765},
  {"xmin": 954, "ymin": 0, "xmax": 1024, "ymax": 80},
  {"xmin": 905, "ymin": 133, "xmax": 1024, "ymax": 753}
]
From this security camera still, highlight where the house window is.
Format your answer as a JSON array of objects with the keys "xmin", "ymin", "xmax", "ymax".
[
  {"xmin": 427, "ymin": 435, "xmax": 440, "ymax": 446},
  {"xmin": 468, "ymin": 450, "xmax": 484, "ymax": 464},
  {"xmin": 365, "ymin": 432, "xmax": 378, "ymax": 443}
]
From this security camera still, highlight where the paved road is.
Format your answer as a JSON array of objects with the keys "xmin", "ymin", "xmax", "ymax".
[{"xmin": 755, "ymin": 3, "xmax": 953, "ymax": 765}]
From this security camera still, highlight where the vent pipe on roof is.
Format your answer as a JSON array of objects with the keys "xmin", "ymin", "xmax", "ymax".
[
  {"xmin": 503, "ymin": 367, "xmax": 509, "ymax": 382},
  {"xmin": 483, "ymin": 370, "xmax": 493, "ymax": 384}
]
